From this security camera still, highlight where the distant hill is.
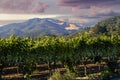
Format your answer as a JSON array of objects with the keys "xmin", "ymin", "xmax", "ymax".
[
  {"xmin": 0, "ymin": 18, "xmax": 83, "ymax": 38},
  {"xmin": 72, "ymin": 16, "xmax": 120, "ymax": 36}
]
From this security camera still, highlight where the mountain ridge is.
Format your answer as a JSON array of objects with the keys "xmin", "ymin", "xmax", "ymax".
[{"xmin": 0, "ymin": 18, "xmax": 82, "ymax": 38}]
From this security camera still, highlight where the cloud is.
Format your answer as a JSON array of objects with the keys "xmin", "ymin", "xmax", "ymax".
[
  {"xmin": 60, "ymin": 0, "xmax": 120, "ymax": 8},
  {"xmin": 0, "ymin": 14, "xmax": 62, "ymax": 20},
  {"xmin": 0, "ymin": 0, "xmax": 48, "ymax": 14},
  {"xmin": 96, "ymin": 11, "xmax": 120, "ymax": 17},
  {"xmin": 59, "ymin": 0, "xmax": 120, "ymax": 9},
  {"xmin": 77, "ymin": 16, "xmax": 101, "ymax": 19},
  {"xmin": 59, "ymin": 18, "xmax": 65, "ymax": 22},
  {"xmin": 75, "ymin": 12, "xmax": 115, "ymax": 23},
  {"xmin": 75, "ymin": 10, "xmax": 120, "ymax": 24},
  {"xmin": 71, "ymin": 6, "xmax": 78, "ymax": 12},
  {"xmin": 59, "ymin": 0, "xmax": 120, "ymax": 21},
  {"xmin": 65, "ymin": 24, "xmax": 79, "ymax": 30}
]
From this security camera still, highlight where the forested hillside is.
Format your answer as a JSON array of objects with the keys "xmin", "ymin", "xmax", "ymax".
[
  {"xmin": 73, "ymin": 16, "xmax": 120, "ymax": 37},
  {"xmin": 90, "ymin": 16, "xmax": 120, "ymax": 35}
]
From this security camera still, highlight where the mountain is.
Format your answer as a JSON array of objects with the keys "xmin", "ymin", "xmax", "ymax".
[
  {"xmin": 0, "ymin": 18, "xmax": 82, "ymax": 38},
  {"xmin": 72, "ymin": 16, "xmax": 120, "ymax": 36}
]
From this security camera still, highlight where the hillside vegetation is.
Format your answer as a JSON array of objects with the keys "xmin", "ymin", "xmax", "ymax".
[
  {"xmin": 73, "ymin": 16, "xmax": 120, "ymax": 37},
  {"xmin": 0, "ymin": 34, "xmax": 120, "ymax": 80}
]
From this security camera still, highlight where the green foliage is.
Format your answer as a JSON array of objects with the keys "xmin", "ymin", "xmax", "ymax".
[
  {"xmin": 48, "ymin": 71, "xmax": 64, "ymax": 80},
  {"xmin": 0, "ymin": 34, "xmax": 120, "ymax": 79},
  {"xmin": 48, "ymin": 71, "xmax": 75, "ymax": 80},
  {"xmin": 101, "ymin": 70, "xmax": 114, "ymax": 80},
  {"xmin": 106, "ymin": 60, "xmax": 119, "ymax": 73},
  {"xmin": 89, "ymin": 16, "xmax": 120, "ymax": 36},
  {"xmin": 63, "ymin": 71, "xmax": 76, "ymax": 80},
  {"xmin": 88, "ymin": 73, "xmax": 101, "ymax": 79}
]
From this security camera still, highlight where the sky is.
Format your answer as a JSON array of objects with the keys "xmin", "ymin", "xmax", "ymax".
[{"xmin": 0, "ymin": 0, "xmax": 120, "ymax": 26}]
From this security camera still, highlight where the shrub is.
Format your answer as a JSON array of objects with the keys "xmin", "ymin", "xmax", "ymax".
[
  {"xmin": 48, "ymin": 71, "xmax": 63, "ymax": 80},
  {"xmin": 63, "ymin": 71, "xmax": 76, "ymax": 80},
  {"xmin": 48, "ymin": 71, "xmax": 75, "ymax": 80},
  {"xmin": 101, "ymin": 70, "xmax": 114, "ymax": 80}
]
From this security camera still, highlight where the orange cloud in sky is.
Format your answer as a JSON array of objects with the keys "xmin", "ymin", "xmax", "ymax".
[
  {"xmin": 65, "ymin": 24, "xmax": 79, "ymax": 30},
  {"xmin": 78, "ymin": 19, "xmax": 83, "ymax": 24},
  {"xmin": 59, "ymin": 18, "xmax": 65, "ymax": 22},
  {"xmin": 71, "ymin": 6, "xmax": 77, "ymax": 12}
]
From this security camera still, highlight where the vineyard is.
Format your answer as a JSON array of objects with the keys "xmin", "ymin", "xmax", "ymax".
[{"xmin": 0, "ymin": 34, "xmax": 120, "ymax": 80}]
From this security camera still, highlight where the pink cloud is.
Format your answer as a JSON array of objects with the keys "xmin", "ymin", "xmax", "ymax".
[
  {"xmin": 78, "ymin": 19, "xmax": 83, "ymax": 25},
  {"xmin": 0, "ymin": 0, "xmax": 48, "ymax": 14},
  {"xmin": 71, "ymin": 6, "xmax": 78, "ymax": 12},
  {"xmin": 90, "ymin": 6, "xmax": 112, "ymax": 16},
  {"xmin": 59, "ymin": 18, "xmax": 65, "ymax": 22}
]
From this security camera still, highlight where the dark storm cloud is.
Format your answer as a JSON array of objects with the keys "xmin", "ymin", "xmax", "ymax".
[
  {"xmin": 59, "ymin": 0, "xmax": 120, "ymax": 9},
  {"xmin": 0, "ymin": 0, "xmax": 48, "ymax": 14}
]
